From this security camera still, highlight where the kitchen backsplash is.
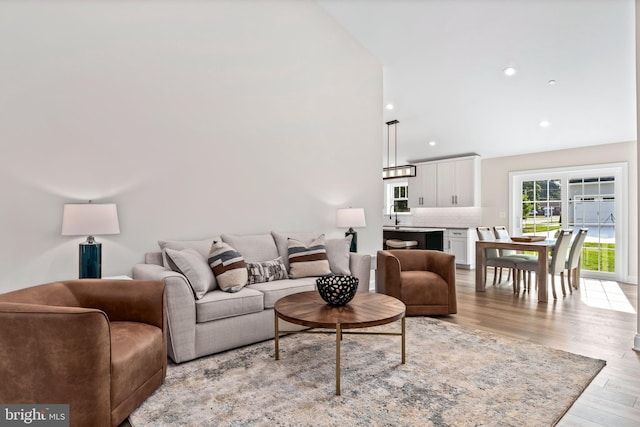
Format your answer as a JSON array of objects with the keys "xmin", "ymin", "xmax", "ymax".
[{"xmin": 383, "ymin": 207, "xmax": 482, "ymax": 228}]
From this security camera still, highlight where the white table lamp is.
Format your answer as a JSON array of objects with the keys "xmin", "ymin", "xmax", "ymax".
[{"xmin": 62, "ymin": 202, "xmax": 120, "ymax": 278}]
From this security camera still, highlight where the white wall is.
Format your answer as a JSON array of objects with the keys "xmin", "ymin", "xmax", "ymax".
[
  {"xmin": 481, "ymin": 141, "xmax": 638, "ymax": 283},
  {"xmin": 0, "ymin": 1, "xmax": 383, "ymax": 292}
]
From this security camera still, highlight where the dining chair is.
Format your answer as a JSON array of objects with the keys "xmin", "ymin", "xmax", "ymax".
[
  {"xmin": 565, "ymin": 228, "xmax": 589, "ymax": 292},
  {"xmin": 492, "ymin": 225, "xmax": 536, "ymax": 283},
  {"xmin": 514, "ymin": 229, "xmax": 573, "ymax": 299},
  {"xmin": 476, "ymin": 227, "xmax": 523, "ymax": 292}
]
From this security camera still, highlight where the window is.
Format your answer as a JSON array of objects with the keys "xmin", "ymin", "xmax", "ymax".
[
  {"xmin": 521, "ymin": 179, "xmax": 562, "ymax": 238},
  {"xmin": 393, "ymin": 184, "xmax": 409, "ymax": 213},
  {"xmin": 385, "ymin": 181, "xmax": 410, "ymax": 215},
  {"xmin": 510, "ymin": 163, "xmax": 627, "ymax": 280}
]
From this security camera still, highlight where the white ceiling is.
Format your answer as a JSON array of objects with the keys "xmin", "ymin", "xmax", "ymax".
[{"xmin": 317, "ymin": 0, "xmax": 637, "ymax": 163}]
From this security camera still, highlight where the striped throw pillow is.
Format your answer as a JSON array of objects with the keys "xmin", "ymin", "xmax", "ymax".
[
  {"xmin": 208, "ymin": 241, "xmax": 248, "ymax": 292},
  {"xmin": 288, "ymin": 235, "xmax": 332, "ymax": 279}
]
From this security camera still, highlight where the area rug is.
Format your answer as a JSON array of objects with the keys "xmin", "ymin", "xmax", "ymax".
[{"xmin": 130, "ymin": 317, "xmax": 605, "ymax": 426}]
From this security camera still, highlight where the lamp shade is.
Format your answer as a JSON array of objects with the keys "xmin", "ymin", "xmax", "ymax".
[
  {"xmin": 61, "ymin": 203, "xmax": 120, "ymax": 236},
  {"xmin": 336, "ymin": 208, "xmax": 366, "ymax": 228}
]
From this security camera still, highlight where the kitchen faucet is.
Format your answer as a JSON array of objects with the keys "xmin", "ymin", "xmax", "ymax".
[{"xmin": 389, "ymin": 206, "xmax": 401, "ymax": 226}]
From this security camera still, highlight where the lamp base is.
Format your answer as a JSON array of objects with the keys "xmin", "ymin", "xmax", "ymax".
[
  {"xmin": 345, "ymin": 228, "xmax": 357, "ymax": 253},
  {"xmin": 79, "ymin": 241, "xmax": 102, "ymax": 279}
]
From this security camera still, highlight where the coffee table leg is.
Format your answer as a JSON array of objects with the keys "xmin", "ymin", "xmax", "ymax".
[
  {"xmin": 274, "ymin": 314, "xmax": 279, "ymax": 361},
  {"xmin": 336, "ymin": 323, "xmax": 341, "ymax": 396},
  {"xmin": 401, "ymin": 316, "xmax": 406, "ymax": 364}
]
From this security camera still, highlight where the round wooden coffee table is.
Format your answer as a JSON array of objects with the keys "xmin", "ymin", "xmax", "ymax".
[{"xmin": 274, "ymin": 291, "xmax": 406, "ymax": 395}]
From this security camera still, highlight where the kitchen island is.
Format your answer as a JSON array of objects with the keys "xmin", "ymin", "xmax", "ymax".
[{"xmin": 382, "ymin": 227, "xmax": 445, "ymax": 251}]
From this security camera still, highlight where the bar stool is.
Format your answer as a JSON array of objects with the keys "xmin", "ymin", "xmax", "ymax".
[{"xmin": 385, "ymin": 239, "xmax": 418, "ymax": 250}]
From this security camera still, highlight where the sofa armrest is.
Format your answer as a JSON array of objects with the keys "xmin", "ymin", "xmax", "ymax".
[
  {"xmin": 375, "ymin": 250, "xmax": 402, "ymax": 300},
  {"xmin": 349, "ymin": 253, "xmax": 371, "ymax": 292},
  {"xmin": 133, "ymin": 263, "xmax": 197, "ymax": 363},
  {"xmin": 0, "ymin": 303, "xmax": 112, "ymax": 425}
]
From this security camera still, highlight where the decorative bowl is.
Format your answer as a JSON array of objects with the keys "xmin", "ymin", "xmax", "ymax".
[{"xmin": 316, "ymin": 275, "xmax": 359, "ymax": 306}]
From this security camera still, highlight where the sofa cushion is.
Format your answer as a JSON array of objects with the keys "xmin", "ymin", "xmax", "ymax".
[
  {"xmin": 165, "ymin": 248, "xmax": 217, "ymax": 298},
  {"xmin": 288, "ymin": 235, "xmax": 332, "ymax": 279},
  {"xmin": 195, "ymin": 288, "xmax": 264, "ymax": 323},
  {"xmin": 208, "ymin": 241, "xmax": 248, "ymax": 293},
  {"xmin": 246, "ymin": 257, "xmax": 288, "ymax": 285},
  {"xmin": 110, "ymin": 321, "xmax": 164, "ymax": 409},
  {"xmin": 247, "ymin": 277, "xmax": 316, "ymax": 309},
  {"xmin": 221, "ymin": 233, "xmax": 279, "ymax": 263},
  {"xmin": 158, "ymin": 237, "xmax": 218, "ymax": 268},
  {"xmin": 326, "ymin": 235, "xmax": 352, "ymax": 276}
]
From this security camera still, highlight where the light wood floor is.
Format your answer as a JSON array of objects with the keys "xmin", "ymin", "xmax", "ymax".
[
  {"xmin": 445, "ymin": 268, "xmax": 640, "ymax": 426},
  {"xmin": 122, "ymin": 269, "xmax": 638, "ymax": 427}
]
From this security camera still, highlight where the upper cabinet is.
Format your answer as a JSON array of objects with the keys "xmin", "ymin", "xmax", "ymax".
[
  {"xmin": 409, "ymin": 155, "xmax": 481, "ymax": 208},
  {"xmin": 436, "ymin": 156, "xmax": 480, "ymax": 207},
  {"xmin": 408, "ymin": 162, "xmax": 437, "ymax": 208}
]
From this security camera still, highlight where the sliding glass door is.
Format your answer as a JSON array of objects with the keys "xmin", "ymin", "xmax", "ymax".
[
  {"xmin": 511, "ymin": 164, "xmax": 626, "ymax": 280},
  {"xmin": 567, "ymin": 177, "xmax": 616, "ymax": 274}
]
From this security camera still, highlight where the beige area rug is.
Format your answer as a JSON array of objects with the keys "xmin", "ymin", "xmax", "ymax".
[{"xmin": 130, "ymin": 317, "xmax": 605, "ymax": 426}]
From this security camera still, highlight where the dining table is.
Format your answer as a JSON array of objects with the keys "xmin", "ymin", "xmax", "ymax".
[{"xmin": 475, "ymin": 238, "xmax": 556, "ymax": 303}]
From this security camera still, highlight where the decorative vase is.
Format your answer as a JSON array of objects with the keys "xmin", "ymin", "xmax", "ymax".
[{"xmin": 315, "ymin": 275, "xmax": 359, "ymax": 306}]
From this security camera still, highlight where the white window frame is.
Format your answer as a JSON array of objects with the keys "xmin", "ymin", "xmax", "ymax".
[
  {"xmin": 509, "ymin": 162, "xmax": 628, "ymax": 281},
  {"xmin": 384, "ymin": 179, "xmax": 411, "ymax": 216}
]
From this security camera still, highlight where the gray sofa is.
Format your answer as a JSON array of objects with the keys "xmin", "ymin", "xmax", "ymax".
[{"xmin": 132, "ymin": 231, "xmax": 371, "ymax": 363}]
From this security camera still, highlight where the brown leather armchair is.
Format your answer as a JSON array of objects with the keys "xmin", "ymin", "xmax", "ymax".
[
  {"xmin": 376, "ymin": 250, "xmax": 457, "ymax": 315},
  {"xmin": 0, "ymin": 279, "xmax": 167, "ymax": 427}
]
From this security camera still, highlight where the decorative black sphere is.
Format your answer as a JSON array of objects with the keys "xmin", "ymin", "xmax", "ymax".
[{"xmin": 316, "ymin": 275, "xmax": 359, "ymax": 306}]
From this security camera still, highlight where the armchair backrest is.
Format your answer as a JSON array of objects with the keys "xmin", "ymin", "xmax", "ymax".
[
  {"xmin": 389, "ymin": 249, "xmax": 430, "ymax": 271},
  {"xmin": 0, "ymin": 282, "xmax": 79, "ymax": 307}
]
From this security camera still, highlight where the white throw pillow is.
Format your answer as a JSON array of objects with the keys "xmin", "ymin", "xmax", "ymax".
[
  {"xmin": 158, "ymin": 237, "xmax": 219, "ymax": 268},
  {"xmin": 325, "ymin": 235, "xmax": 352, "ymax": 275},
  {"xmin": 165, "ymin": 248, "xmax": 217, "ymax": 299}
]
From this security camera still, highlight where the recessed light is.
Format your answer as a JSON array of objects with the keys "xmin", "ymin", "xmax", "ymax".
[
  {"xmin": 548, "ymin": 79, "xmax": 557, "ymax": 85},
  {"xmin": 539, "ymin": 120, "xmax": 551, "ymax": 128},
  {"xmin": 503, "ymin": 67, "xmax": 517, "ymax": 77},
  {"xmin": 385, "ymin": 103, "xmax": 394, "ymax": 110},
  {"xmin": 428, "ymin": 141, "xmax": 436, "ymax": 146}
]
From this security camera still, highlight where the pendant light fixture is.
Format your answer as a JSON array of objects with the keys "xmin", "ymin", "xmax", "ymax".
[{"xmin": 382, "ymin": 120, "xmax": 416, "ymax": 179}]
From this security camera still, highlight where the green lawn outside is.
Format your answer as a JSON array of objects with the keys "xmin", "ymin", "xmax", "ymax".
[
  {"xmin": 581, "ymin": 242, "xmax": 615, "ymax": 273},
  {"xmin": 521, "ymin": 242, "xmax": 615, "ymax": 273},
  {"xmin": 522, "ymin": 224, "xmax": 562, "ymax": 233}
]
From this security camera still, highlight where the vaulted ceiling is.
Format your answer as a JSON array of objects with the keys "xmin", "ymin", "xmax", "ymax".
[{"xmin": 318, "ymin": 0, "xmax": 636, "ymax": 164}]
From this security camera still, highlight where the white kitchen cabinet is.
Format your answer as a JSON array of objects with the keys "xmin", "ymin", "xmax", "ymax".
[
  {"xmin": 436, "ymin": 156, "xmax": 480, "ymax": 207},
  {"xmin": 407, "ymin": 155, "xmax": 480, "ymax": 208},
  {"xmin": 444, "ymin": 228, "xmax": 476, "ymax": 269},
  {"xmin": 408, "ymin": 163, "xmax": 437, "ymax": 208}
]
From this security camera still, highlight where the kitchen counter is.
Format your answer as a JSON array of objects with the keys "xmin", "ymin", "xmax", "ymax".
[
  {"xmin": 383, "ymin": 226, "xmax": 446, "ymax": 233},
  {"xmin": 382, "ymin": 228, "xmax": 444, "ymax": 251}
]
